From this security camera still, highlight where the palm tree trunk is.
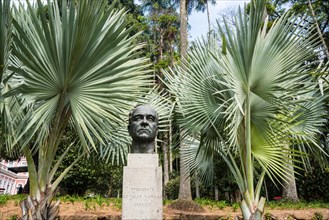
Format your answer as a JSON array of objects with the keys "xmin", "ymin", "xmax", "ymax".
[
  {"xmin": 206, "ymin": 0, "xmax": 211, "ymax": 38},
  {"xmin": 282, "ymin": 170, "xmax": 299, "ymax": 202},
  {"xmin": 163, "ymin": 131, "xmax": 170, "ymax": 186},
  {"xmin": 20, "ymin": 192, "xmax": 60, "ymax": 220},
  {"xmin": 195, "ymin": 172, "xmax": 200, "ymax": 198},
  {"xmin": 180, "ymin": 0, "xmax": 188, "ymax": 58},
  {"xmin": 308, "ymin": 0, "xmax": 329, "ymax": 59},
  {"xmin": 245, "ymin": 91, "xmax": 254, "ymax": 199},
  {"xmin": 264, "ymin": 179, "xmax": 269, "ymax": 201},
  {"xmin": 214, "ymin": 186, "xmax": 219, "ymax": 200},
  {"xmin": 169, "ymin": 120, "xmax": 173, "ymax": 173},
  {"xmin": 178, "ymin": 0, "xmax": 192, "ymax": 201},
  {"xmin": 178, "ymin": 144, "xmax": 192, "ymax": 200},
  {"xmin": 282, "ymin": 145, "xmax": 299, "ymax": 202},
  {"xmin": 241, "ymin": 197, "xmax": 266, "ymax": 220}
]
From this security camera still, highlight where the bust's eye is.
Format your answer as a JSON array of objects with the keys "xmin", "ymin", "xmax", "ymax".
[
  {"xmin": 147, "ymin": 116, "xmax": 155, "ymax": 122},
  {"xmin": 133, "ymin": 115, "xmax": 143, "ymax": 121}
]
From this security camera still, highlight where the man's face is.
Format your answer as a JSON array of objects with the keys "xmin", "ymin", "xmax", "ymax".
[{"xmin": 128, "ymin": 106, "xmax": 158, "ymax": 142}]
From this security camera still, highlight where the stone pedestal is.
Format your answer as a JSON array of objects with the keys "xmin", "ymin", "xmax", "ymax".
[{"xmin": 122, "ymin": 154, "xmax": 162, "ymax": 220}]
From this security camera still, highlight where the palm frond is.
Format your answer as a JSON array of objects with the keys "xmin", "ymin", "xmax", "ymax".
[
  {"xmin": 165, "ymin": 0, "xmax": 327, "ymax": 208},
  {"xmin": 9, "ymin": 0, "xmax": 151, "ymax": 151},
  {"xmin": 0, "ymin": 0, "xmax": 12, "ymax": 80}
]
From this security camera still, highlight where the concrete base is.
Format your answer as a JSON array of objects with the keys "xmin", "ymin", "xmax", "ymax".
[{"xmin": 122, "ymin": 154, "xmax": 163, "ymax": 220}]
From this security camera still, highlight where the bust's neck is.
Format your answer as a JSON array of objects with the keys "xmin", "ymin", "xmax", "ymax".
[{"xmin": 131, "ymin": 141, "xmax": 155, "ymax": 153}]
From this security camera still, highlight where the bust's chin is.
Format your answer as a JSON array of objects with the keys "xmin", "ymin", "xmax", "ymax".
[
  {"xmin": 133, "ymin": 133, "xmax": 156, "ymax": 142},
  {"xmin": 131, "ymin": 140, "xmax": 155, "ymax": 153}
]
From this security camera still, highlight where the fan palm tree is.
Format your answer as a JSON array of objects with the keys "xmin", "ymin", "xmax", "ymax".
[
  {"xmin": 4, "ymin": 0, "xmax": 152, "ymax": 219},
  {"xmin": 164, "ymin": 0, "xmax": 328, "ymax": 218}
]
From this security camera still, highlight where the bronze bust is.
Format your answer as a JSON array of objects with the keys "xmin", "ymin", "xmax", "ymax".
[{"xmin": 128, "ymin": 105, "xmax": 158, "ymax": 153}]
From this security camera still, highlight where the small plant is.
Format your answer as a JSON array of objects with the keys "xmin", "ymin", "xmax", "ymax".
[
  {"xmin": 232, "ymin": 203, "xmax": 239, "ymax": 212},
  {"xmin": 311, "ymin": 212, "xmax": 323, "ymax": 220},
  {"xmin": 194, "ymin": 198, "xmax": 228, "ymax": 209},
  {"xmin": 105, "ymin": 199, "xmax": 110, "ymax": 207},
  {"xmin": 109, "ymin": 198, "xmax": 122, "ymax": 209},
  {"xmin": 216, "ymin": 200, "xmax": 227, "ymax": 210},
  {"xmin": 218, "ymin": 215, "xmax": 233, "ymax": 220},
  {"xmin": 0, "ymin": 195, "xmax": 10, "ymax": 205},
  {"xmin": 59, "ymin": 194, "xmax": 80, "ymax": 204},
  {"xmin": 266, "ymin": 200, "xmax": 329, "ymax": 210},
  {"xmin": 287, "ymin": 215, "xmax": 294, "ymax": 220},
  {"xmin": 92, "ymin": 202, "xmax": 96, "ymax": 211},
  {"xmin": 84, "ymin": 200, "xmax": 91, "ymax": 210},
  {"xmin": 94, "ymin": 194, "xmax": 104, "ymax": 207},
  {"xmin": 264, "ymin": 212, "xmax": 272, "ymax": 220},
  {"xmin": 163, "ymin": 199, "xmax": 173, "ymax": 206},
  {"xmin": 8, "ymin": 214, "xmax": 18, "ymax": 220}
]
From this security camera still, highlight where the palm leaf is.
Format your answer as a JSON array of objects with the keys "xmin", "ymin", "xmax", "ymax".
[
  {"xmin": 164, "ymin": 0, "xmax": 327, "ymax": 211},
  {"xmin": 9, "ymin": 0, "xmax": 151, "ymax": 150},
  {"xmin": 6, "ymin": 0, "xmax": 152, "ymax": 201}
]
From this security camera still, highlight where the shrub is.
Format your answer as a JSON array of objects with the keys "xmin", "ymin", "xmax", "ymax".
[
  {"xmin": 297, "ymin": 158, "xmax": 329, "ymax": 202},
  {"xmin": 164, "ymin": 176, "xmax": 179, "ymax": 200},
  {"xmin": 311, "ymin": 212, "xmax": 324, "ymax": 220}
]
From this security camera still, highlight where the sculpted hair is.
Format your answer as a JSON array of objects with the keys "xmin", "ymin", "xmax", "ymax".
[{"xmin": 128, "ymin": 105, "xmax": 159, "ymax": 125}]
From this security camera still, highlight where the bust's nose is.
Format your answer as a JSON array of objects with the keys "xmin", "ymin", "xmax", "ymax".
[{"xmin": 141, "ymin": 116, "xmax": 148, "ymax": 125}]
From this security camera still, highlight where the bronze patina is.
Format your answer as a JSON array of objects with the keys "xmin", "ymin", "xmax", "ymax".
[{"xmin": 128, "ymin": 105, "xmax": 158, "ymax": 153}]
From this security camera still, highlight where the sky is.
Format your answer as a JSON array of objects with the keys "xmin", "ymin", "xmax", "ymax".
[
  {"xmin": 189, "ymin": 0, "xmax": 249, "ymax": 41},
  {"xmin": 12, "ymin": 0, "xmax": 248, "ymax": 41}
]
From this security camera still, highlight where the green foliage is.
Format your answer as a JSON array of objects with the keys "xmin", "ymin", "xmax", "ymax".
[
  {"xmin": 141, "ymin": 0, "xmax": 180, "ymax": 83},
  {"xmin": 8, "ymin": 214, "xmax": 18, "ymax": 220},
  {"xmin": 266, "ymin": 200, "xmax": 329, "ymax": 209},
  {"xmin": 232, "ymin": 202, "xmax": 239, "ymax": 212},
  {"xmin": 0, "ymin": 194, "xmax": 26, "ymax": 206},
  {"xmin": 297, "ymin": 158, "xmax": 329, "ymax": 202},
  {"xmin": 266, "ymin": 0, "xmax": 329, "ymax": 51},
  {"xmin": 163, "ymin": 199, "xmax": 173, "ymax": 205},
  {"xmin": 108, "ymin": 198, "xmax": 122, "ymax": 209},
  {"xmin": 164, "ymin": 0, "xmax": 328, "ymax": 218},
  {"xmin": 264, "ymin": 212, "xmax": 272, "ymax": 220},
  {"xmin": 54, "ymin": 142, "xmax": 123, "ymax": 196},
  {"xmin": 59, "ymin": 195, "xmax": 121, "ymax": 209},
  {"xmin": 164, "ymin": 176, "xmax": 179, "ymax": 200},
  {"xmin": 312, "ymin": 212, "xmax": 324, "ymax": 220},
  {"xmin": 58, "ymin": 194, "xmax": 80, "ymax": 204},
  {"xmin": 94, "ymin": 194, "xmax": 105, "ymax": 208},
  {"xmin": 194, "ymin": 198, "xmax": 228, "ymax": 209},
  {"xmin": 0, "ymin": 194, "xmax": 10, "ymax": 205}
]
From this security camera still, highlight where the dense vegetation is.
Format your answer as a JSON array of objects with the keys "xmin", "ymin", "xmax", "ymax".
[{"xmin": 0, "ymin": 0, "xmax": 329, "ymax": 219}]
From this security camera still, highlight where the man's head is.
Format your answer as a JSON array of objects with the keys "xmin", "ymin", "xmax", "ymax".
[{"xmin": 128, "ymin": 105, "xmax": 158, "ymax": 143}]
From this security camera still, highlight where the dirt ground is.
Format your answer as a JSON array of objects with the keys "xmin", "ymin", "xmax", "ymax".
[{"xmin": 1, "ymin": 200, "xmax": 329, "ymax": 220}]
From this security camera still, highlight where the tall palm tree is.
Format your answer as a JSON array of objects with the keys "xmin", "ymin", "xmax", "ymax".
[
  {"xmin": 177, "ymin": 0, "xmax": 216, "ymax": 202},
  {"xmin": 164, "ymin": 0, "xmax": 328, "ymax": 218},
  {"xmin": 179, "ymin": 0, "xmax": 216, "ymax": 57},
  {"xmin": 5, "ymin": 0, "xmax": 151, "ymax": 219}
]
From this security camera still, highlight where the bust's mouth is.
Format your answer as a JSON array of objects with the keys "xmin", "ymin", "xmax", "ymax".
[{"xmin": 138, "ymin": 128, "xmax": 150, "ymax": 132}]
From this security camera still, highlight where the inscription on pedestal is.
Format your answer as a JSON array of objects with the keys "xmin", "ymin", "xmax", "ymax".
[{"xmin": 122, "ymin": 154, "xmax": 162, "ymax": 220}]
